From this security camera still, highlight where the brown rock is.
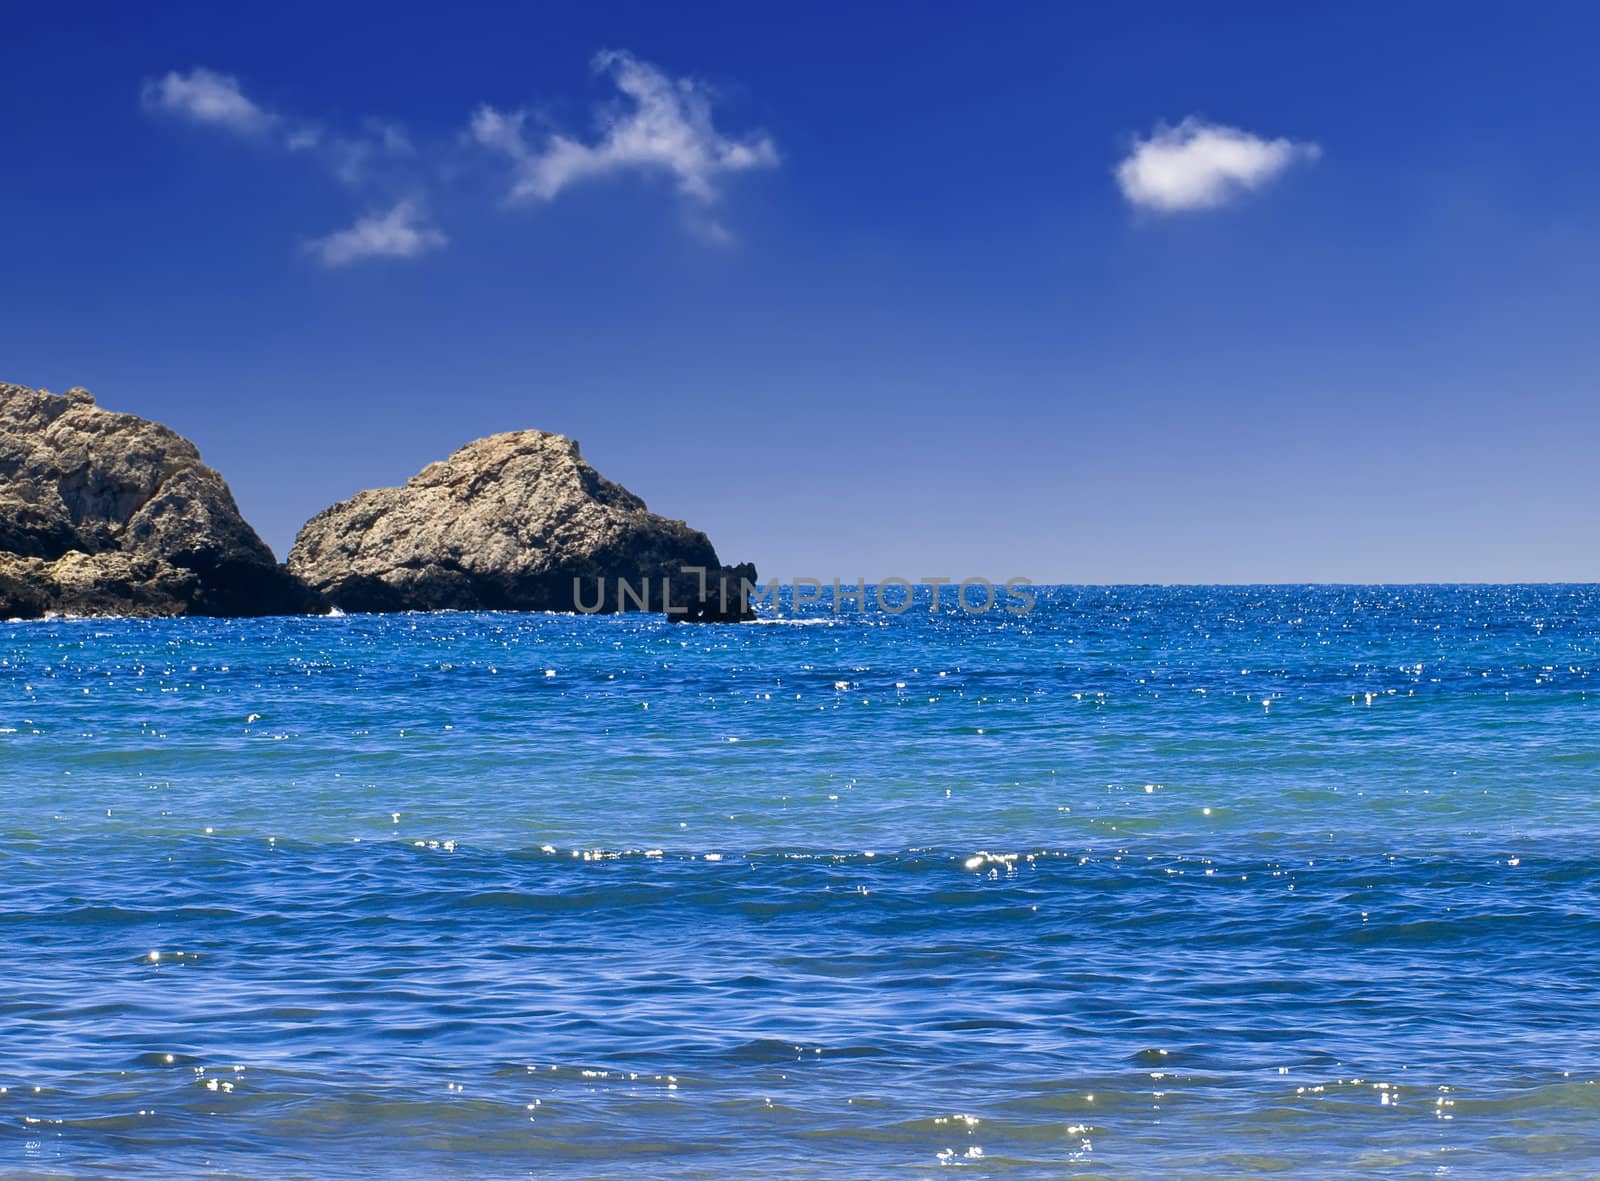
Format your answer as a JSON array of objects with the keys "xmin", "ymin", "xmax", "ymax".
[
  {"xmin": 288, "ymin": 430, "xmax": 755, "ymax": 620},
  {"xmin": 0, "ymin": 381, "xmax": 317, "ymax": 618}
]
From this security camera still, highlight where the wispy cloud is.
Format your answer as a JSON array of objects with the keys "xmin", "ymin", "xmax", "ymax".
[
  {"xmin": 145, "ymin": 51, "xmax": 780, "ymax": 265},
  {"xmin": 304, "ymin": 200, "xmax": 447, "ymax": 267},
  {"xmin": 288, "ymin": 120, "xmax": 415, "ymax": 188},
  {"xmin": 1115, "ymin": 118, "xmax": 1320, "ymax": 213},
  {"xmin": 470, "ymin": 51, "xmax": 778, "ymax": 206},
  {"xmin": 141, "ymin": 68, "xmax": 277, "ymax": 137},
  {"xmin": 142, "ymin": 67, "xmax": 430, "ymax": 264},
  {"xmin": 142, "ymin": 68, "xmax": 414, "ymax": 188}
]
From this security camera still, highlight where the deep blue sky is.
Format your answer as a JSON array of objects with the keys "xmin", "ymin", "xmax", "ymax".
[{"xmin": 3, "ymin": 1, "xmax": 1597, "ymax": 581}]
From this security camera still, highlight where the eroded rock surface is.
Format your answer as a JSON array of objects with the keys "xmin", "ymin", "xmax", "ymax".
[
  {"xmin": 289, "ymin": 430, "xmax": 755, "ymax": 620},
  {"xmin": 0, "ymin": 382, "xmax": 315, "ymax": 618}
]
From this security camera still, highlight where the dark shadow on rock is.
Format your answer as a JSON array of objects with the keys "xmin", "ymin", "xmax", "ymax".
[{"xmin": 1, "ymin": 381, "xmax": 322, "ymax": 619}]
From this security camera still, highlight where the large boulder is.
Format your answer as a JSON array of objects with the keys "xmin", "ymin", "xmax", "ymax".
[
  {"xmin": 0, "ymin": 382, "xmax": 317, "ymax": 618},
  {"xmin": 289, "ymin": 430, "xmax": 755, "ymax": 620}
]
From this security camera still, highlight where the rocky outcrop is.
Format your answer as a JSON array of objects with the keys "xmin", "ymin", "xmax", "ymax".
[
  {"xmin": 1, "ymin": 383, "xmax": 756, "ymax": 623},
  {"xmin": 0, "ymin": 382, "xmax": 317, "ymax": 619},
  {"xmin": 289, "ymin": 430, "xmax": 756, "ymax": 620}
]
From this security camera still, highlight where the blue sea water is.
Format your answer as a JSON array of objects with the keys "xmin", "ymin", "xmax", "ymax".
[{"xmin": 2, "ymin": 586, "xmax": 1599, "ymax": 1178}]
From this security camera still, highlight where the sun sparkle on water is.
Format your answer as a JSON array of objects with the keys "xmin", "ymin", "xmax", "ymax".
[{"xmin": 1, "ymin": 586, "xmax": 1598, "ymax": 1177}]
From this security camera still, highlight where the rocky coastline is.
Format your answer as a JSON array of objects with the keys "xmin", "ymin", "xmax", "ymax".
[{"xmin": 1, "ymin": 382, "xmax": 755, "ymax": 622}]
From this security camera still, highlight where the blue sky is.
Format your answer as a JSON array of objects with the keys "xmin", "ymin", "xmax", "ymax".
[{"xmin": 3, "ymin": 1, "xmax": 1597, "ymax": 581}]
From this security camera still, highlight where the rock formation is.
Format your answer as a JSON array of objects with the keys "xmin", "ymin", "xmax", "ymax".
[
  {"xmin": 289, "ymin": 430, "xmax": 756, "ymax": 620},
  {"xmin": 0, "ymin": 382, "xmax": 316, "ymax": 618},
  {"xmin": 1, "ymin": 382, "xmax": 755, "ymax": 623}
]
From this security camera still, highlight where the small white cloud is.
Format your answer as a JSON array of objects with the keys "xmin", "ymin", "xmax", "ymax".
[
  {"xmin": 144, "ymin": 70, "xmax": 413, "ymax": 188},
  {"xmin": 370, "ymin": 120, "xmax": 414, "ymax": 157},
  {"xmin": 1115, "ymin": 118, "xmax": 1319, "ymax": 212},
  {"xmin": 320, "ymin": 135, "xmax": 387, "ymax": 187},
  {"xmin": 304, "ymin": 200, "xmax": 447, "ymax": 266},
  {"xmin": 468, "ymin": 105, "xmax": 529, "ymax": 159},
  {"xmin": 294, "ymin": 119, "xmax": 417, "ymax": 187},
  {"xmin": 284, "ymin": 126, "xmax": 323, "ymax": 152},
  {"xmin": 145, "ymin": 69, "xmax": 439, "ymax": 266},
  {"xmin": 471, "ymin": 50, "xmax": 778, "ymax": 205},
  {"xmin": 148, "ymin": 52, "xmax": 778, "ymax": 264},
  {"xmin": 141, "ymin": 68, "xmax": 276, "ymax": 137},
  {"xmin": 682, "ymin": 211, "xmax": 735, "ymax": 246}
]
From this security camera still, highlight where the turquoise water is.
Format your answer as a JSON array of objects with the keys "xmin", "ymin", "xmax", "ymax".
[{"xmin": 2, "ymin": 586, "xmax": 1599, "ymax": 1177}]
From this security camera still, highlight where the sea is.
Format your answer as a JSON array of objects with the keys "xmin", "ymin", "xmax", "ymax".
[{"xmin": 2, "ymin": 585, "xmax": 1598, "ymax": 1178}]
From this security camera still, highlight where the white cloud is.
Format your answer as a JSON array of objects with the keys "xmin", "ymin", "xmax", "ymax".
[
  {"xmin": 147, "ymin": 51, "xmax": 779, "ymax": 264},
  {"xmin": 143, "ymin": 69, "xmax": 412, "ymax": 188},
  {"xmin": 145, "ymin": 69, "xmax": 439, "ymax": 263},
  {"xmin": 292, "ymin": 120, "xmax": 417, "ymax": 187},
  {"xmin": 1115, "ymin": 118, "xmax": 1320, "ymax": 212},
  {"xmin": 471, "ymin": 50, "xmax": 778, "ymax": 205},
  {"xmin": 141, "ymin": 68, "xmax": 277, "ymax": 137},
  {"xmin": 304, "ymin": 200, "xmax": 447, "ymax": 267}
]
